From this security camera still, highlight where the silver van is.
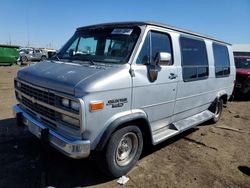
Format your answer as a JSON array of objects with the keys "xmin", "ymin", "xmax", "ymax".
[{"xmin": 13, "ymin": 22, "xmax": 235, "ymax": 177}]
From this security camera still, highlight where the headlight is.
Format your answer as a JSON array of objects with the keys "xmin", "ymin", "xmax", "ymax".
[
  {"xmin": 71, "ymin": 101, "xmax": 80, "ymax": 111},
  {"xmin": 61, "ymin": 98, "xmax": 80, "ymax": 112},
  {"xmin": 61, "ymin": 114, "xmax": 80, "ymax": 127},
  {"xmin": 15, "ymin": 91, "xmax": 22, "ymax": 100},
  {"xmin": 16, "ymin": 81, "xmax": 21, "ymax": 88},
  {"xmin": 62, "ymin": 98, "xmax": 70, "ymax": 108}
]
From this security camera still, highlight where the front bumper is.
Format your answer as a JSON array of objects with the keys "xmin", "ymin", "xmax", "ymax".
[{"xmin": 13, "ymin": 104, "xmax": 90, "ymax": 159}]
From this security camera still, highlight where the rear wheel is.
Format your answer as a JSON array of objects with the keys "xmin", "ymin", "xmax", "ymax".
[
  {"xmin": 41, "ymin": 56, "xmax": 47, "ymax": 61},
  {"xmin": 99, "ymin": 125, "xmax": 143, "ymax": 177},
  {"xmin": 211, "ymin": 98, "xmax": 223, "ymax": 123}
]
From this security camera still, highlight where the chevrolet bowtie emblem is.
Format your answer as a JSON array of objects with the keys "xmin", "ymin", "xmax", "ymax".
[{"xmin": 31, "ymin": 97, "xmax": 36, "ymax": 104}]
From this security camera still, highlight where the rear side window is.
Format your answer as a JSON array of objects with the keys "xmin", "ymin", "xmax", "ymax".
[
  {"xmin": 213, "ymin": 43, "xmax": 230, "ymax": 77},
  {"xmin": 180, "ymin": 36, "xmax": 209, "ymax": 81}
]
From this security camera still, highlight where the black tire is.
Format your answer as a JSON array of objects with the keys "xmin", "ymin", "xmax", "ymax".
[
  {"xmin": 41, "ymin": 56, "xmax": 47, "ymax": 61},
  {"xmin": 99, "ymin": 125, "xmax": 143, "ymax": 178},
  {"xmin": 210, "ymin": 98, "xmax": 223, "ymax": 123},
  {"xmin": 21, "ymin": 56, "xmax": 28, "ymax": 63}
]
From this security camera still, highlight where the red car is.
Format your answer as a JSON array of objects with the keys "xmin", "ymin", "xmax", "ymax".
[{"xmin": 233, "ymin": 52, "xmax": 250, "ymax": 96}]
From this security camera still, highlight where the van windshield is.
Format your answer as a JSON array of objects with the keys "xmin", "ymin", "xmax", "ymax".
[{"xmin": 57, "ymin": 27, "xmax": 140, "ymax": 64}]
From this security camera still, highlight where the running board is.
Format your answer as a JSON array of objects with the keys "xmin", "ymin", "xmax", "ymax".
[{"xmin": 152, "ymin": 110, "xmax": 214, "ymax": 145}]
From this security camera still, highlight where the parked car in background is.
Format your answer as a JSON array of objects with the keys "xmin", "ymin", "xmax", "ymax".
[
  {"xmin": 0, "ymin": 44, "xmax": 19, "ymax": 65},
  {"xmin": 42, "ymin": 48, "xmax": 57, "ymax": 59},
  {"xmin": 19, "ymin": 48, "xmax": 48, "ymax": 64},
  {"xmin": 232, "ymin": 44, "xmax": 250, "ymax": 97}
]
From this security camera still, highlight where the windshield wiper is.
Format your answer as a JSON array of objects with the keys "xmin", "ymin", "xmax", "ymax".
[
  {"xmin": 51, "ymin": 53, "xmax": 61, "ymax": 61},
  {"xmin": 80, "ymin": 58, "xmax": 96, "ymax": 65},
  {"xmin": 66, "ymin": 58, "xmax": 96, "ymax": 66},
  {"xmin": 88, "ymin": 59, "xmax": 96, "ymax": 65}
]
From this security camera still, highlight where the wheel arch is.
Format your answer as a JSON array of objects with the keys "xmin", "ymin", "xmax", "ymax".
[
  {"xmin": 209, "ymin": 91, "xmax": 228, "ymax": 112},
  {"xmin": 95, "ymin": 111, "xmax": 152, "ymax": 151},
  {"xmin": 220, "ymin": 94, "xmax": 228, "ymax": 104},
  {"xmin": 216, "ymin": 90, "xmax": 228, "ymax": 104}
]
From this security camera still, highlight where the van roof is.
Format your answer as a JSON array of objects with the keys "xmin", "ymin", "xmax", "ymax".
[{"xmin": 77, "ymin": 21, "xmax": 231, "ymax": 45}]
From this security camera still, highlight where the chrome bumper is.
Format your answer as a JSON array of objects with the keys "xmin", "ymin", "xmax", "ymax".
[{"xmin": 13, "ymin": 104, "xmax": 90, "ymax": 159}]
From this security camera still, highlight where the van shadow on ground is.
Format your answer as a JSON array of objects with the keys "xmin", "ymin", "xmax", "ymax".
[{"xmin": 0, "ymin": 117, "xmax": 198, "ymax": 188}]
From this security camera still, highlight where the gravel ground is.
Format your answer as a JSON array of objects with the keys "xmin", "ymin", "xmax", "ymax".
[{"xmin": 0, "ymin": 66, "xmax": 249, "ymax": 188}]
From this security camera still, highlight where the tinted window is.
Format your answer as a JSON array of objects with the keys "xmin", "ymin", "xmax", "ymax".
[
  {"xmin": 151, "ymin": 32, "xmax": 172, "ymax": 65},
  {"xmin": 136, "ymin": 31, "xmax": 172, "ymax": 65},
  {"xmin": 180, "ymin": 37, "xmax": 208, "ymax": 81},
  {"xmin": 213, "ymin": 43, "xmax": 230, "ymax": 77}
]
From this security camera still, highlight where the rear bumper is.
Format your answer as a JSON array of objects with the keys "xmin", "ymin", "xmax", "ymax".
[{"xmin": 13, "ymin": 104, "xmax": 90, "ymax": 159}]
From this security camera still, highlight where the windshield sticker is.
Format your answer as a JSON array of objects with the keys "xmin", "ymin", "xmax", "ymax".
[{"xmin": 111, "ymin": 28, "xmax": 133, "ymax": 35}]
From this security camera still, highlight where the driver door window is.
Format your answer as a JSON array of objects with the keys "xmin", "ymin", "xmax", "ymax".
[{"xmin": 136, "ymin": 31, "xmax": 173, "ymax": 65}]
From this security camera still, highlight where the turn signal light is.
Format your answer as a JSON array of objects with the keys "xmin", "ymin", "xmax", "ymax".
[{"xmin": 90, "ymin": 102, "xmax": 104, "ymax": 112}]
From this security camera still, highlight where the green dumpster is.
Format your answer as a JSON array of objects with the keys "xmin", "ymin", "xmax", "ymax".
[{"xmin": 0, "ymin": 44, "xmax": 19, "ymax": 65}]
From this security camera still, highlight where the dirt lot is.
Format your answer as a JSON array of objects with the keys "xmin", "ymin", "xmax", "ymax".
[{"xmin": 0, "ymin": 66, "xmax": 249, "ymax": 188}]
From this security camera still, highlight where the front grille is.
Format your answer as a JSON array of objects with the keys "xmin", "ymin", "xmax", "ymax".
[
  {"xmin": 236, "ymin": 75, "xmax": 249, "ymax": 87},
  {"xmin": 20, "ymin": 82, "xmax": 55, "ymax": 105},
  {"xmin": 24, "ymin": 106, "xmax": 57, "ymax": 128},
  {"xmin": 15, "ymin": 80, "xmax": 80, "ymax": 130},
  {"xmin": 22, "ymin": 96, "xmax": 56, "ymax": 120}
]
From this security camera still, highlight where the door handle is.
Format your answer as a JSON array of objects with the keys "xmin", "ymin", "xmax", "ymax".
[{"xmin": 169, "ymin": 73, "xmax": 178, "ymax": 79}]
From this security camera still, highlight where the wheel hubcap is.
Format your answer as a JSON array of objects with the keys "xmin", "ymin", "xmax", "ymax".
[
  {"xmin": 214, "ymin": 101, "xmax": 221, "ymax": 118},
  {"xmin": 116, "ymin": 132, "xmax": 138, "ymax": 166}
]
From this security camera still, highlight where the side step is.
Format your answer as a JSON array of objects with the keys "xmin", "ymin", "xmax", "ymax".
[{"xmin": 152, "ymin": 110, "xmax": 214, "ymax": 144}]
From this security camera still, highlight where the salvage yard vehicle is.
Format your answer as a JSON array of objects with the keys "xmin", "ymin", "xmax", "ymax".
[
  {"xmin": 13, "ymin": 22, "xmax": 236, "ymax": 177},
  {"xmin": 19, "ymin": 48, "xmax": 48, "ymax": 64},
  {"xmin": 233, "ymin": 50, "xmax": 250, "ymax": 96}
]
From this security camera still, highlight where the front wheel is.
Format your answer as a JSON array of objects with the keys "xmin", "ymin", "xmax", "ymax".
[
  {"xmin": 100, "ymin": 125, "xmax": 143, "ymax": 177},
  {"xmin": 210, "ymin": 98, "xmax": 223, "ymax": 123}
]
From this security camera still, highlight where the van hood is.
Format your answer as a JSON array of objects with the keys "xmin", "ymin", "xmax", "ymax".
[{"xmin": 17, "ymin": 60, "xmax": 105, "ymax": 95}]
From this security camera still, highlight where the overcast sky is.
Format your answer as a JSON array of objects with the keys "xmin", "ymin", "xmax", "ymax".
[{"xmin": 0, "ymin": 0, "xmax": 249, "ymax": 49}]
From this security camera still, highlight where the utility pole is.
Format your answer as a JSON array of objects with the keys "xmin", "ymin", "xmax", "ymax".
[
  {"xmin": 9, "ymin": 33, "xmax": 12, "ymax": 45},
  {"xmin": 26, "ymin": 9, "xmax": 30, "ymax": 47}
]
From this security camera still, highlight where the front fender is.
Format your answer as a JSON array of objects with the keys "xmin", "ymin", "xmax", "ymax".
[{"xmin": 95, "ymin": 109, "xmax": 150, "ymax": 151}]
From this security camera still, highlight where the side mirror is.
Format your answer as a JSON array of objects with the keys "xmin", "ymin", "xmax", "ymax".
[
  {"xmin": 148, "ymin": 65, "xmax": 158, "ymax": 82},
  {"xmin": 154, "ymin": 52, "xmax": 171, "ymax": 65},
  {"xmin": 69, "ymin": 49, "xmax": 74, "ymax": 57}
]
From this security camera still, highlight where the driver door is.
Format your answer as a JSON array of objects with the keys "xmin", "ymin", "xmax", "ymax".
[{"xmin": 131, "ymin": 29, "xmax": 178, "ymax": 132}]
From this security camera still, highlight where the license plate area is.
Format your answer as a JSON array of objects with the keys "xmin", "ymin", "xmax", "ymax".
[
  {"xmin": 236, "ymin": 83, "xmax": 242, "ymax": 88},
  {"xmin": 23, "ymin": 117, "xmax": 42, "ymax": 138}
]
